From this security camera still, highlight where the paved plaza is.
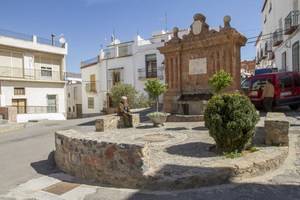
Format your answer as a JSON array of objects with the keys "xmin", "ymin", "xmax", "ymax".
[{"xmin": 1, "ymin": 109, "xmax": 300, "ymax": 200}]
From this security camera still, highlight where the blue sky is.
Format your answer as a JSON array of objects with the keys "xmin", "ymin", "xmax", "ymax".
[{"xmin": 0, "ymin": 0, "xmax": 261, "ymax": 73}]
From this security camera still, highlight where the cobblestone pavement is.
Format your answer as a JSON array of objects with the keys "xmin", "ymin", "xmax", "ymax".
[{"xmin": 2, "ymin": 110, "xmax": 300, "ymax": 200}]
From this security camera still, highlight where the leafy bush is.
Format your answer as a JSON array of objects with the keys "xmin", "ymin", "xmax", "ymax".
[
  {"xmin": 110, "ymin": 84, "xmax": 137, "ymax": 107},
  {"xmin": 209, "ymin": 70, "xmax": 233, "ymax": 94},
  {"xmin": 204, "ymin": 93, "xmax": 259, "ymax": 153},
  {"xmin": 144, "ymin": 79, "xmax": 167, "ymax": 111},
  {"xmin": 133, "ymin": 93, "xmax": 150, "ymax": 109}
]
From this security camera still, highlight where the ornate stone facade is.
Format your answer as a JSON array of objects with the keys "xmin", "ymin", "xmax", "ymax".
[{"xmin": 159, "ymin": 14, "xmax": 247, "ymax": 114}]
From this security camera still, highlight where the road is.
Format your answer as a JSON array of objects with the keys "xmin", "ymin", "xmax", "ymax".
[{"xmin": 0, "ymin": 117, "xmax": 99, "ymax": 195}]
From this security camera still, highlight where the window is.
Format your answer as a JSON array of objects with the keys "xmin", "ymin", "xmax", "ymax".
[
  {"xmin": 282, "ymin": 52, "xmax": 287, "ymax": 71},
  {"xmin": 251, "ymin": 78, "xmax": 267, "ymax": 91},
  {"xmin": 269, "ymin": 2, "xmax": 272, "ymax": 13},
  {"xmin": 145, "ymin": 54, "xmax": 157, "ymax": 78},
  {"xmin": 264, "ymin": 15, "xmax": 267, "ymax": 24},
  {"xmin": 14, "ymin": 88, "xmax": 25, "ymax": 95},
  {"xmin": 294, "ymin": 74, "xmax": 300, "ymax": 87},
  {"xmin": 73, "ymin": 106, "xmax": 75, "ymax": 112},
  {"xmin": 280, "ymin": 75, "xmax": 293, "ymax": 89},
  {"xmin": 292, "ymin": 41, "xmax": 300, "ymax": 72},
  {"xmin": 47, "ymin": 95, "xmax": 57, "ymax": 113},
  {"xmin": 68, "ymin": 93, "xmax": 70, "ymax": 98},
  {"xmin": 112, "ymin": 71, "xmax": 121, "ymax": 85},
  {"xmin": 88, "ymin": 97, "xmax": 94, "ymax": 109},
  {"xmin": 41, "ymin": 67, "xmax": 52, "ymax": 77},
  {"xmin": 68, "ymin": 107, "xmax": 71, "ymax": 112},
  {"xmin": 90, "ymin": 74, "xmax": 96, "ymax": 92}
]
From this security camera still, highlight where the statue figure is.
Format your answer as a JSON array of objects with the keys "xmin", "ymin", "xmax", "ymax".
[{"xmin": 117, "ymin": 96, "xmax": 133, "ymax": 128}]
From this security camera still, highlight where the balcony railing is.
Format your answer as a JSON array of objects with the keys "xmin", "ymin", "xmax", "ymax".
[
  {"xmin": 85, "ymin": 82, "xmax": 97, "ymax": 93},
  {"xmin": 285, "ymin": 10, "xmax": 299, "ymax": 34},
  {"xmin": 81, "ymin": 56, "xmax": 99, "ymax": 67},
  {"xmin": 102, "ymin": 44, "xmax": 133, "ymax": 60},
  {"xmin": 0, "ymin": 66, "xmax": 63, "ymax": 82},
  {"xmin": 138, "ymin": 66, "xmax": 164, "ymax": 80},
  {"xmin": 12, "ymin": 106, "xmax": 57, "ymax": 114},
  {"xmin": 273, "ymin": 28, "xmax": 283, "ymax": 46}
]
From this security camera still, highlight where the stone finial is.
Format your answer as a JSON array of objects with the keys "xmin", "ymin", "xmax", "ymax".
[
  {"xmin": 173, "ymin": 27, "xmax": 179, "ymax": 38},
  {"xmin": 224, "ymin": 15, "xmax": 231, "ymax": 28},
  {"xmin": 194, "ymin": 13, "xmax": 206, "ymax": 22}
]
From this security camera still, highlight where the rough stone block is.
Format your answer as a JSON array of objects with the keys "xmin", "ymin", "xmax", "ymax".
[
  {"xmin": 132, "ymin": 114, "xmax": 140, "ymax": 127},
  {"xmin": 265, "ymin": 112, "xmax": 290, "ymax": 146},
  {"xmin": 95, "ymin": 119, "xmax": 104, "ymax": 132}
]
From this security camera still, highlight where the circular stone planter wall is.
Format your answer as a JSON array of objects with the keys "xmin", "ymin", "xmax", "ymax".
[{"xmin": 54, "ymin": 128, "xmax": 288, "ymax": 190}]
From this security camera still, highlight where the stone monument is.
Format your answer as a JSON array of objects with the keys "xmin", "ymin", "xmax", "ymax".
[{"xmin": 158, "ymin": 14, "xmax": 247, "ymax": 114}]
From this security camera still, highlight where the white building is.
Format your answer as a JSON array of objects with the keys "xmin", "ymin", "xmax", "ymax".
[
  {"xmin": 66, "ymin": 72, "xmax": 82, "ymax": 119},
  {"xmin": 81, "ymin": 30, "xmax": 187, "ymax": 116},
  {"xmin": 0, "ymin": 29, "xmax": 68, "ymax": 122},
  {"xmin": 256, "ymin": 0, "xmax": 300, "ymax": 72}
]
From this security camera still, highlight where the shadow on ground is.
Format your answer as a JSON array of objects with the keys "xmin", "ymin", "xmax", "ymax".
[{"xmin": 166, "ymin": 142, "xmax": 216, "ymax": 158}]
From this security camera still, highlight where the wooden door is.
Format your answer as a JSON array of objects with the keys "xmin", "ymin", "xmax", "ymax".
[{"xmin": 12, "ymin": 99, "xmax": 26, "ymax": 114}]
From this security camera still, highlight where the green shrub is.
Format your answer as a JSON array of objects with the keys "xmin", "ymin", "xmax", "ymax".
[
  {"xmin": 144, "ymin": 79, "xmax": 167, "ymax": 112},
  {"xmin": 209, "ymin": 70, "xmax": 233, "ymax": 94},
  {"xmin": 110, "ymin": 84, "xmax": 137, "ymax": 107},
  {"xmin": 204, "ymin": 93, "xmax": 259, "ymax": 153},
  {"xmin": 133, "ymin": 93, "xmax": 150, "ymax": 109}
]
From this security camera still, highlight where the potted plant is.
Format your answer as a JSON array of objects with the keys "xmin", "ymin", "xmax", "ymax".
[{"xmin": 144, "ymin": 79, "xmax": 168, "ymax": 126}]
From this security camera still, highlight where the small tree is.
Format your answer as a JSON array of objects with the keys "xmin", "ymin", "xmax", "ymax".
[
  {"xmin": 110, "ymin": 84, "xmax": 137, "ymax": 107},
  {"xmin": 144, "ymin": 79, "xmax": 167, "ymax": 112},
  {"xmin": 209, "ymin": 70, "xmax": 233, "ymax": 94}
]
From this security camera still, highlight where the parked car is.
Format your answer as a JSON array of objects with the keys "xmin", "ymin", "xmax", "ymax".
[{"xmin": 241, "ymin": 72, "xmax": 300, "ymax": 110}]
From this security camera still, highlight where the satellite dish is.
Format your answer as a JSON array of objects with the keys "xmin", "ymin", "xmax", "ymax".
[{"xmin": 59, "ymin": 34, "xmax": 66, "ymax": 44}]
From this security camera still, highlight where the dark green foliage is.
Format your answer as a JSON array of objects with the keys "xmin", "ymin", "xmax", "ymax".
[
  {"xmin": 204, "ymin": 93, "xmax": 259, "ymax": 153},
  {"xmin": 110, "ymin": 84, "xmax": 137, "ymax": 107}
]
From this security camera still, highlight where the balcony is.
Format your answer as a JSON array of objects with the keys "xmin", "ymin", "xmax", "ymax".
[
  {"xmin": 138, "ymin": 66, "xmax": 164, "ymax": 80},
  {"xmin": 85, "ymin": 82, "xmax": 97, "ymax": 93},
  {"xmin": 12, "ymin": 106, "xmax": 57, "ymax": 114},
  {"xmin": 273, "ymin": 28, "xmax": 283, "ymax": 47},
  {"xmin": 0, "ymin": 66, "xmax": 63, "ymax": 82},
  {"xmin": 285, "ymin": 10, "xmax": 299, "ymax": 35}
]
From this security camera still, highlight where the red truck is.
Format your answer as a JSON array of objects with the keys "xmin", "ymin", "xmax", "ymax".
[{"xmin": 241, "ymin": 72, "xmax": 300, "ymax": 110}]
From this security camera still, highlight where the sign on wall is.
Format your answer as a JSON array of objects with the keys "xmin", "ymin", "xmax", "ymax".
[{"xmin": 189, "ymin": 58, "xmax": 207, "ymax": 75}]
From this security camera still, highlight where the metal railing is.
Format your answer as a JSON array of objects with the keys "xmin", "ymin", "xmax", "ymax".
[
  {"xmin": 285, "ymin": 10, "xmax": 299, "ymax": 34},
  {"xmin": 0, "ymin": 28, "xmax": 33, "ymax": 42},
  {"xmin": 273, "ymin": 28, "xmax": 283, "ymax": 46},
  {"xmin": 81, "ymin": 56, "xmax": 99, "ymax": 67},
  {"xmin": 138, "ymin": 66, "xmax": 164, "ymax": 80},
  {"xmin": 0, "ymin": 66, "xmax": 63, "ymax": 81},
  {"xmin": 0, "ymin": 28, "xmax": 66, "ymax": 48},
  {"xmin": 118, "ymin": 44, "xmax": 133, "ymax": 57},
  {"xmin": 37, "ymin": 37, "xmax": 63, "ymax": 48},
  {"xmin": 12, "ymin": 106, "xmax": 57, "ymax": 114}
]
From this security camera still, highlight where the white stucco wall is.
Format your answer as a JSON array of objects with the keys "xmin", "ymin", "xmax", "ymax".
[
  {"xmin": 81, "ymin": 63, "xmax": 106, "ymax": 115},
  {"xmin": 0, "ymin": 80, "xmax": 66, "ymax": 122},
  {"xmin": 257, "ymin": 0, "xmax": 300, "ymax": 70}
]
